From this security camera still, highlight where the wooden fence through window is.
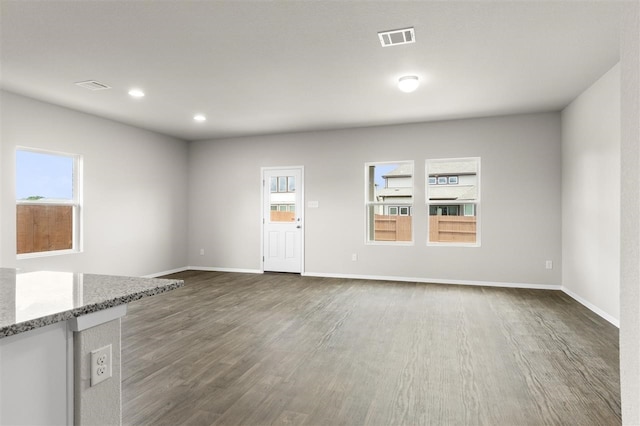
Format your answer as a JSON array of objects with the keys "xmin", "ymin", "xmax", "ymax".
[
  {"xmin": 374, "ymin": 214, "xmax": 412, "ymax": 241},
  {"xmin": 429, "ymin": 215, "xmax": 476, "ymax": 243},
  {"xmin": 17, "ymin": 205, "xmax": 73, "ymax": 254}
]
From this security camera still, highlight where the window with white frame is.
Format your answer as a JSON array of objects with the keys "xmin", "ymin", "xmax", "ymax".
[
  {"xmin": 16, "ymin": 148, "xmax": 82, "ymax": 256},
  {"xmin": 426, "ymin": 157, "xmax": 480, "ymax": 245},
  {"xmin": 365, "ymin": 161, "xmax": 413, "ymax": 243}
]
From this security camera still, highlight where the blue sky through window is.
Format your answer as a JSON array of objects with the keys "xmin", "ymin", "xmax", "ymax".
[
  {"xmin": 374, "ymin": 164, "xmax": 397, "ymax": 188},
  {"xmin": 16, "ymin": 150, "xmax": 73, "ymax": 200}
]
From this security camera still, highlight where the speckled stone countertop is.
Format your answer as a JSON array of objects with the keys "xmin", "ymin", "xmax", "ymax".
[{"xmin": 0, "ymin": 268, "xmax": 183, "ymax": 338}]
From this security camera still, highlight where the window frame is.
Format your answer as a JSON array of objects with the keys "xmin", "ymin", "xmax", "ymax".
[
  {"xmin": 16, "ymin": 147, "xmax": 83, "ymax": 258},
  {"xmin": 426, "ymin": 157, "xmax": 480, "ymax": 247},
  {"xmin": 365, "ymin": 160, "xmax": 414, "ymax": 245}
]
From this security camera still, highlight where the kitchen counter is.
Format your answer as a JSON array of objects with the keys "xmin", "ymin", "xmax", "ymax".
[
  {"xmin": 0, "ymin": 268, "xmax": 183, "ymax": 337},
  {"xmin": 0, "ymin": 267, "xmax": 184, "ymax": 425}
]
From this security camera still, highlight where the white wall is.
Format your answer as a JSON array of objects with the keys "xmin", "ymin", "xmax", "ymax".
[
  {"xmin": 189, "ymin": 112, "xmax": 562, "ymax": 286},
  {"xmin": 620, "ymin": 1, "xmax": 640, "ymax": 423},
  {"xmin": 0, "ymin": 91, "xmax": 189, "ymax": 276},
  {"xmin": 561, "ymin": 64, "xmax": 620, "ymax": 324}
]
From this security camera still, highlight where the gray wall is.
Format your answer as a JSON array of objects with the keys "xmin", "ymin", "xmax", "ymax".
[
  {"xmin": 0, "ymin": 91, "xmax": 189, "ymax": 277},
  {"xmin": 561, "ymin": 63, "xmax": 620, "ymax": 324},
  {"xmin": 189, "ymin": 112, "xmax": 562, "ymax": 286},
  {"xmin": 620, "ymin": 1, "xmax": 640, "ymax": 423}
]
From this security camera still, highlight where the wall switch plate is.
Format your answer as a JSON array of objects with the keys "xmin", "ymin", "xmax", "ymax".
[
  {"xmin": 90, "ymin": 344, "xmax": 112, "ymax": 387},
  {"xmin": 352, "ymin": 253, "xmax": 358, "ymax": 261},
  {"xmin": 545, "ymin": 260, "xmax": 553, "ymax": 269},
  {"xmin": 200, "ymin": 248, "xmax": 205, "ymax": 256}
]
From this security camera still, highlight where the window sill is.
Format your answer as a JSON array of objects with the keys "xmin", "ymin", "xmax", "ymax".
[
  {"xmin": 366, "ymin": 241, "xmax": 415, "ymax": 246},
  {"xmin": 426, "ymin": 242, "xmax": 481, "ymax": 248},
  {"xmin": 17, "ymin": 249, "xmax": 82, "ymax": 260}
]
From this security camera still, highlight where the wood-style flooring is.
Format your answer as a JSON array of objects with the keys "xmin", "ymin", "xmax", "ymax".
[{"xmin": 121, "ymin": 271, "xmax": 620, "ymax": 425}]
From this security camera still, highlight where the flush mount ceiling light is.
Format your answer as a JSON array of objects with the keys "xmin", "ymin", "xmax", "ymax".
[
  {"xmin": 398, "ymin": 75, "xmax": 419, "ymax": 93},
  {"xmin": 128, "ymin": 88, "xmax": 145, "ymax": 98},
  {"xmin": 193, "ymin": 114, "xmax": 206, "ymax": 122}
]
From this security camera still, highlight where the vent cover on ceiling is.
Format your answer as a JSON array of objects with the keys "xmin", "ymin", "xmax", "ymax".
[
  {"xmin": 378, "ymin": 27, "xmax": 415, "ymax": 47},
  {"xmin": 74, "ymin": 80, "xmax": 111, "ymax": 91}
]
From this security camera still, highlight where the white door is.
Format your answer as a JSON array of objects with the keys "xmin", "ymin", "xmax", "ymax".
[{"xmin": 263, "ymin": 168, "xmax": 303, "ymax": 273}]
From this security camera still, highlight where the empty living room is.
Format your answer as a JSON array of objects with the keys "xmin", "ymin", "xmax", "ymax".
[{"xmin": 1, "ymin": 1, "xmax": 639, "ymax": 425}]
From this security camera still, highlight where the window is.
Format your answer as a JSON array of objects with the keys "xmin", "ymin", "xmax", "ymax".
[
  {"xmin": 269, "ymin": 175, "xmax": 296, "ymax": 222},
  {"xmin": 426, "ymin": 157, "xmax": 480, "ymax": 246},
  {"xmin": 16, "ymin": 148, "xmax": 82, "ymax": 256},
  {"xmin": 365, "ymin": 161, "xmax": 413, "ymax": 243}
]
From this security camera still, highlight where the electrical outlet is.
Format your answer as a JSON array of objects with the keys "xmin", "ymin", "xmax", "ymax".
[
  {"xmin": 90, "ymin": 344, "xmax": 112, "ymax": 387},
  {"xmin": 545, "ymin": 260, "xmax": 553, "ymax": 269},
  {"xmin": 351, "ymin": 253, "xmax": 358, "ymax": 261}
]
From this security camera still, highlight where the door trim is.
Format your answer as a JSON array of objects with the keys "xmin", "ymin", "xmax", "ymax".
[{"xmin": 260, "ymin": 166, "xmax": 304, "ymax": 274}]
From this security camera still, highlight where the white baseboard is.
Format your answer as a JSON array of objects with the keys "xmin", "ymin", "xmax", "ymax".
[
  {"xmin": 303, "ymin": 271, "xmax": 561, "ymax": 291},
  {"xmin": 188, "ymin": 266, "xmax": 263, "ymax": 274},
  {"xmin": 561, "ymin": 286, "xmax": 620, "ymax": 328},
  {"xmin": 143, "ymin": 266, "xmax": 189, "ymax": 278}
]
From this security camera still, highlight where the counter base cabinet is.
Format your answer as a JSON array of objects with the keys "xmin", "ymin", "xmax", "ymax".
[{"xmin": 0, "ymin": 321, "xmax": 72, "ymax": 425}]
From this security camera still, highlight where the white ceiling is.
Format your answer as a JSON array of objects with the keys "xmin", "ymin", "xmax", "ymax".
[{"xmin": 0, "ymin": 1, "xmax": 624, "ymax": 141}]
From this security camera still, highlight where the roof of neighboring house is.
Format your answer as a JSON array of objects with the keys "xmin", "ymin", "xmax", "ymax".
[
  {"xmin": 428, "ymin": 160, "xmax": 478, "ymax": 175},
  {"xmin": 382, "ymin": 163, "xmax": 413, "ymax": 178},
  {"xmin": 376, "ymin": 187, "xmax": 413, "ymax": 198},
  {"xmin": 429, "ymin": 185, "xmax": 478, "ymax": 200}
]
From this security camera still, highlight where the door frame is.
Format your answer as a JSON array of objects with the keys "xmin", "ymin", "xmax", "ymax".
[{"xmin": 260, "ymin": 166, "xmax": 305, "ymax": 274}]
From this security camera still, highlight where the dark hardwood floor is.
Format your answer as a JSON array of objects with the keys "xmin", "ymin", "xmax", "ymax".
[{"xmin": 121, "ymin": 271, "xmax": 620, "ymax": 425}]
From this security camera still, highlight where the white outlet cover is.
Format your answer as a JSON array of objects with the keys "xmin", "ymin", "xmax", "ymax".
[{"xmin": 90, "ymin": 344, "xmax": 112, "ymax": 387}]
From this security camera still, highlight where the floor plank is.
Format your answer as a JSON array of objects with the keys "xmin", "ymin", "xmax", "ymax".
[{"xmin": 122, "ymin": 271, "xmax": 621, "ymax": 425}]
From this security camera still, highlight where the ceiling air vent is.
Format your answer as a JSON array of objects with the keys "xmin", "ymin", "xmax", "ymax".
[
  {"xmin": 378, "ymin": 27, "xmax": 415, "ymax": 47},
  {"xmin": 74, "ymin": 80, "xmax": 111, "ymax": 91}
]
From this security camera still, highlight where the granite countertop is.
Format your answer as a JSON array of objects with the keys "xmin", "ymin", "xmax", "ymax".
[{"xmin": 0, "ymin": 268, "xmax": 183, "ymax": 338}]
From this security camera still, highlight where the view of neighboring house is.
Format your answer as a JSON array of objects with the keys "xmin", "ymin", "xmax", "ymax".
[
  {"xmin": 427, "ymin": 158, "xmax": 479, "ymax": 217},
  {"xmin": 375, "ymin": 163, "xmax": 413, "ymax": 216}
]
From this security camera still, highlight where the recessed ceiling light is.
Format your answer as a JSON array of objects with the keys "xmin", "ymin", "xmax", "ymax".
[
  {"xmin": 398, "ymin": 76, "xmax": 419, "ymax": 93},
  {"xmin": 193, "ymin": 114, "xmax": 206, "ymax": 122},
  {"xmin": 128, "ymin": 89, "xmax": 145, "ymax": 98}
]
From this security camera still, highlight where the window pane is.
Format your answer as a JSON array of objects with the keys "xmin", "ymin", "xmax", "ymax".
[
  {"xmin": 428, "ymin": 177, "xmax": 437, "ymax": 185},
  {"xmin": 429, "ymin": 205, "xmax": 476, "ymax": 243},
  {"xmin": 288, "ymin": 176, "xmax": 296, "ymax": 192},
  {"xmin": 427, "ymin": 158, "xmax": 478, "ymax": 202},
  {"xmin": 427, "ymin": 158, "xmax": 480, "ymax": 245},
  {"xmin": 368, "ymin": 162, "xmax": 413, "ymax": 203},
  {"xmin": 16, "ymin": 150, "xmax": 73, "ymax": 201},
  {"xmin": 278, "ymin": 177, "xmax": 287, "ymax": 192},
  {"xmin": 366, "ymin": 161, "xmax": 414, "ymax": 243},
  {"xmin": 269, "ymin": 175, "xmax": 296, "ymax": 222},
  {"xmin": 16, "ymin": 149, "xmax": 79, "ymax": 255},
  {"xmin": 368, "ymin": 205, "xmax": 412, "ymax": 242}
]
